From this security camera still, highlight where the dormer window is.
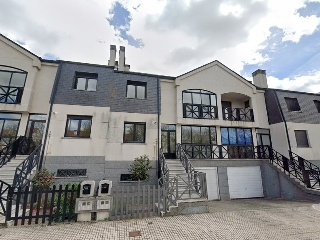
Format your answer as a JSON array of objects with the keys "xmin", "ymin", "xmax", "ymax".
[
  {"xmin": 74, "ymin": 72, "xmax": 98, "ymax": 91},
  {"xmin": 0, "ymin": 66, "xmax": 27, "ymax": 104}
]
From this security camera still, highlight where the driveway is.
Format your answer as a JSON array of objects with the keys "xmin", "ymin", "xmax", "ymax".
[{"xmin": 0, "ymin": 199, "xmax": 319, "ymax": 240}]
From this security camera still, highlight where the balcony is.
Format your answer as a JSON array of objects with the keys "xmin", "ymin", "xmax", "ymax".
[
  {"xmin": 0, "ymin": 86, "xmax": 24, "ymax": 104},
  {"xmin": 222, "ymin": 107, "xmax": 254, "ymax": 122},
  {"xmin": 183, "ymin": 103, "xmax": 218, "ymax": 119}
]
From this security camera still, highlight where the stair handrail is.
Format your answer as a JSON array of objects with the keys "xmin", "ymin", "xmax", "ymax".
[
  {"xmin": 176, "ymin": 143, "xmax": 208, "ymax": 198},
  {"xmin": 289, "ymin": 151, "xmax": 320, "ymax": 189},
  {"xmin": 158, "ymin": 149, "xmax": 169, "ymax": 186},
  {"xmin": 0, "ymin": 180, "xmax": 11, "ymax": 216},
  {"xmin": 0, "ymin": 136, "xmax": 25, "ymax": 169},
  {"xmin": 12, "ymin": 144, "xmax": 42, "ymax": 189}
]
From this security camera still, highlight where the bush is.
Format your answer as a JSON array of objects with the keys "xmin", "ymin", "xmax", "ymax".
[
  {"xmin": 32, "ymin": 168, "xmax": 55, "ymax": 189},
  {"xmin": 129, "ymin": 155, "xmax": 152, "ymax": 181}
]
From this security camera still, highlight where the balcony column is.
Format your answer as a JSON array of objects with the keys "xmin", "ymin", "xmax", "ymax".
[
  {"xmin": 216, "ymin": 127, "xmax": 222, "ymax": 145},
  {"xmin": 176, "ymin": 124, "xmax": 181, "ymax": 145},
  {"xmin": 17, "ymin": 113, "xmax": 29, "ymax": 136}
]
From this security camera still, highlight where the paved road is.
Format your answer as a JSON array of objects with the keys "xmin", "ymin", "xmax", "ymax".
[{"xmin": 0, "ymin": 199, "xmax": 320, "ymax": 240}]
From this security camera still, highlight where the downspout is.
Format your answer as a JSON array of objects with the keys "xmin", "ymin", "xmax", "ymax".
[
  {"xmin": 39, "ymin": 63, "xmax": 62, "ymax": 169},
  {"xmin": 272, "ymin": 90, "xmax": 292, "ymax": 153},
  {"xmin": 157, "ymin": 77, "xmax": 160, "ymax": 179}
]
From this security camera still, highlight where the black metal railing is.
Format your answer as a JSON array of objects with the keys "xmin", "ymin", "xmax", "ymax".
[
  {"xmin": 183, "ymin": 103, "xmax": 218, "ymax": 119},
  {"xmin": 181, "ymin": 144, "xmax": 256, "ymax": 159},
  {"xmin": 0, "ymin": 180, "xmax": 11, "ymax": 216},
  {"xmin": 0, "ymin": 86, "xmax": 24, "ymax": 104},
  {"xmin": 222, "ymin": 107, "xmax": 254, "ymax": 122},
  {"xmin": 12, "ymin": 144, "xmax": 41, "ymax": 189}
]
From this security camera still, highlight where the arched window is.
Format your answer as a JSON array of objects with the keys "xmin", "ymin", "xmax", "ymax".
[
  {"xmin": 182, "ymin": 89, "xmax": 218, "ymax": 119},
  {"xmin": 0, "ymin": 66, "xmax": 27, "ymax": 104}
]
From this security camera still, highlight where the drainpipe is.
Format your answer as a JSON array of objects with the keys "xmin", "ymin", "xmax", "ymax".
[
  {"xmin": 39, "ymin": 63, "xmax": 62, "ymax": 169},
  {"xmin": 157, "ymin": 77, "xmax": 160, "ymax": 179},
  {"xmin": 272, "ymin": 90, "xmax": 292, "ymax": 154}
]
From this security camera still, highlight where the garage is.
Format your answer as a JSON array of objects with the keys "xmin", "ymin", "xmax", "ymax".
[
  {"xmin": 196, "ymin": 167, "xmax": 219, "ymax": 200},
  {"xmin": 227, "ymin": 166, "xmax": 264, "ymax": 199}
]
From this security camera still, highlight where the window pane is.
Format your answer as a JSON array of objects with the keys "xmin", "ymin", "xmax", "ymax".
[
  {"xmin": 76, "ymin": 78, "xmax": 86, "ymax": 90},
  {"xmin": 210, "ymin": 95, "xmax": 216, "ymax": 106},
  {"xmin": 29, "ymin": 114, "xmax": 47, "ymax": 121},
  {"xmin": 193, "ymin": 93, "xmax": 201, "ymax": 104},
  {"xmin": 229, "ymin": 128, "xmax": 237, "ymax": 144},
  {"xmin": 0, "ymin": 113, "xmax": 21, "ymax": 120},
  {"xmin": 168, "ymin": 124, "xmax": 176, "ymax": 130},
  {"xmin": 124, "ymin": 124, "xmax": 134, "ymax": 142},
  {"xmin": 79, "ymin": 119, "xmax": 92, "ymax": 137},
  {"xmin": 136, "ymin": 86, "xmax": 145, "ymax": 99},
  {"xmin": 295, "ymin": 130, "xmax": 309, "ymax": 147},
  {"xmin": 10, "ymin": 73, "xmax": 26, "ymax": 87},
  {"xmin": 210, "ymin": 127, "xmax": 217, "ymax": 145},
  {"xmin": 2, "ymin": 120, "xmax": 19, "ymax": 137},
  {"xmin": 0, "ymin": 71, "xmax": 11, "ymax": 86},
  {"xmin": 285, "ymin": 97, "xmax": 300, "ymax": 111},
  {"xmin": 161, "ymin": 132, "xmax": 168, "ymax": 153},
  {"xmin": 127, "ymin": 85, "xmax": 135, "ymax": 98},
  {"xmin": 202, "ymin": 94, "xmax": 210, "ymax": 105},
  {"xmin": 244, "ymin": 129, "xmax": 253, "ymax": 145},
  {"xmin": 221, "ymin": 128, "xmax": 229, "ymax": 145},
  {"xmin": 183, "ymin": 92, "xmax": 192, "ymax": 103},
  {"xmin": 87, "ymin": 79, "xmax": 97, "ymax": 91},
  {"xmin": 200, "ymin": 127, "xmax": 210, "ymax": 144},
  {"xmin": 136, "ymin": 124, "xmax": 145, "ymax": 142},
  {"xmin": 182, "ymin": 126, "xmax": 191, "ymax": 143},
  {"xmin": 192, "ymin": 126, "xmax": 201, "ymax": 144},
  {"xmin": 237, "ymin": 128, "xmax": 245, "ymax": 145},
  {"xmin": 67, "ymin": 119, "xmax": 79, "ymax": 136}
]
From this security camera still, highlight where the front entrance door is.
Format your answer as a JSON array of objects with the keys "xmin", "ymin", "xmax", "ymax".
[
  {"xmin": 25, "ymin": 114, "xmax": 46, "ymax": 153},
  {"xmin": 161, "ymin": 124, "xmax": 176, "ymax": 159}
]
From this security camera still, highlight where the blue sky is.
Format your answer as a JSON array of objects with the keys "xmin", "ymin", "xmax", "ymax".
[{"xmin": 1, "ymin": 0, "xmax": 320, "ymax": 92}]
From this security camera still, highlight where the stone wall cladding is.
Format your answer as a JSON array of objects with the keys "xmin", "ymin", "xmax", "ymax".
[
  {"xmin": 264, "ymin": 90, "xmax": 283, "ymax": 124},
  {"xmin": 53, "ymin": 62, "xmax": 159, "ymax": 114},
  {"xmin": 275, "ymin": 90, "xmax": 320, "ymax": 124}
]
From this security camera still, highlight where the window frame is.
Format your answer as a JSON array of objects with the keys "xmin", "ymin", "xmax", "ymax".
[
  {"xmin": 74, "ymin": 72, "xmax": 98, "ymax": 91},
  {"xmin": 294, "ymin": 130, "xmax": 310, "ymax": 147},
  {"xmin": 314, "ymin": 100, "xmax": 320, "ymax": 113},
  {"xmin": 284, "ymin": 97, "xmax": 301, "ymax": 112},
  {"xmin": 123, "ymin": 122, "xmax": 146, "ymax": 143},
  {"xmin": 64, "ymin": 115, "xmax": 92, "ymax": 138},
  {"xmin": 126, "ymin": 80, "xmax": 147, "ymax": 99}
]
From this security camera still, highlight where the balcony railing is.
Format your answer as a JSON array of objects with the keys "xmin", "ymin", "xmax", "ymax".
[
  {"xmin": 0, "ymin": 86, "xmax": 24, "ymax": 104},
  {"xmin": 181, "ymin": 144, "xmax": 257, "ymax": 159},
  {"xmin": 222, "ymin": 107, "xmax": 254, "ymax": 122},
  {"xmin": 183, "ymin": 103, "xmax": 218, "ymax": 119}
]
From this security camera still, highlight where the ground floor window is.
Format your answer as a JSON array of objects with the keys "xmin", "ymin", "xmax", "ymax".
[
  {"xmin": 65, "ymin": 115, "xmax": 92, "ymax": 138},
  {"xmin": 0, "ymin": 112, "xmax": 21, "ymax": 148},
  {"xmin": 181, "ymin": 125, "xmax": 217, "ymax": 145},
  {"xmin": 123, "ymin": 122, "xmax": 146, "ymax": 143},
  {"xmin": 294, "ymin": 130, "xmax": 309, "ymax": 147},
  {"xmin": 221, "ymin": 127, "xmax": 253, "ymax": 145}
]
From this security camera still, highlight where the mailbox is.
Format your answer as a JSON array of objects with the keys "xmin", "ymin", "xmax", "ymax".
[
  {"xmin": 98, "ymin": 180, "xmax": 112, "ymax": 196},
  {"xmin": 80, "ymin": 180, "xmax": 95, "ymax": 198}
]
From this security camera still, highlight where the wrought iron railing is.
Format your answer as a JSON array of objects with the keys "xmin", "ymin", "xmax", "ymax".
[
  {"xmin": 181, "ymin": 144, "xmax": 256, "ymax": 159},
  {"xmin": 0, "ymin": 180, "xmax": 10, "ymax": 216},
  {"xmin": 12, "ymin": 144, "xmax": 41, "ymax": 189},
  {"xmin": 0, "ymin": 86, "xmax": 24, "ymax": 104},
  {"xmin": 183, "ymin": 103, "xmax": 218, "ymax": 119},
  {"xmin": 222, "ymin": 107, "xmax": 254, "ymax": 122}
]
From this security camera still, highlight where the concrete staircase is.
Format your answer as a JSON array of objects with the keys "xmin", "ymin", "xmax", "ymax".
[{"xmin": 163, "ymin": 159, "xmax": 208, "ymax": 216}]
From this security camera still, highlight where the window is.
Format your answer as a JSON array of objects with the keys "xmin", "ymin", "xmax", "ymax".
[
  {"xmin": 0, "ymin": 112, "xmax": 21, "ymax": 148},
  {"xmin": 181, "ymin": 126, "xmax": 216, "ymax": 145},
  {"xmin": 284, "ymin": 97, "xmax": 301, "ymax": 111},
  {"xmin": 314, "ymin": 100, "xmax": 320, "ymax": 113},
  {"xmin": 65, "ymin": 116, "xmax": 92, "ymax": 138},
  {"xmin": 126, "ymin": 81, "xmax": 146, "ymax": 99},
  {"xmin": 294, "ymin": 130, "xmax": 309, "ymax": 147},
  {"xmin": 221, "ymin": 127, "xmax": 253, "ymax": 145},
  {"xmin": 0, "ymin": 66, "xmax": 27, "ymax": 104},
  {"xmin": 57, "ymin": 169, "xmax": 87, "ymax": 177},
  {"xmin": 123, "ymin": 122, "xmax": 146, "ymax": 143},
  {"xmin": 74, "ymin": 72, "xmax": 97, "ymax": 91},
  {"xmin": 182, "ymin": 89, "xmax": 217, "ymax": 119}
]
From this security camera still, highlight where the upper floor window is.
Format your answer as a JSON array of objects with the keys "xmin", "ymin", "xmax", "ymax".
[
  {"xmin": 294, "ymin": 130, "xmax": 309, "ymax": 147},
  {"xmin": 0, "ymin": 66, "xmax": 27, "ymax": 104},
  {"xmin": 74, "ymin": 72, "xmax": 97, "ymax": 91},
  {"xmin": 182, "ymin": 89, "xmax": 217, "ymax": 119},
  {"xmin": 126, "ymin": 81, "xmax": 146, "ymax": 99},
  {"xmin": 314, "ymin": 100, "xmax": 320, "ymax": 113},
  {"xmin": 123, "ymin": 122, "xmax": 146, "ymax": 143},
  {"xmin": 65, "ymin": 115, "xmax": 92, "ymax": 138},
  {"xmin": 284, "ymin": 97, "xmax": 300, "ymax": 111}
]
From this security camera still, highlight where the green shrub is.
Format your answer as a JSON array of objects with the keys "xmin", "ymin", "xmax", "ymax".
[{"xmin": 129, "ymin": 155, "xmax": 152, "ymax": 181}]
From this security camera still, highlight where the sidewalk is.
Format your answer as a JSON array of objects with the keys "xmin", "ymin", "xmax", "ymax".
[{"xmin": 0, "ymin": 200, "xmax": 319, "ymax": 240}]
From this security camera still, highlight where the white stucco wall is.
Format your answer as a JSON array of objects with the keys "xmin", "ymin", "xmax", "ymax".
[
  {"xmin": 160, "ymin": 80, "xmax": 176, "ymax": 124},
  {"xmin": 269, "ymin": 122, "xmax": 289, "ymax": 157}
]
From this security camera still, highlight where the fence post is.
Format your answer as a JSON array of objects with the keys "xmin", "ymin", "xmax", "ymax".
[
  {"xmin": 298, "ymin": 157, "xmax": 311, "ymax": 188},
  {"xmin": 282, "ymin": 156, "xmax": 289, "ymax": 172},
  {"xmin": 5, "ymin": 186, "xmax": 13, "ymax": 224}
]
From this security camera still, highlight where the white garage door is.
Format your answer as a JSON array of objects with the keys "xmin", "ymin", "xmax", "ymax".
[
  {"xmin": 196, "ymin": 167, "xmax": 219, "ymax": 200},
  {"xmin": 227, "ymin": 166, "xmax": 264, "ymax": 199}
]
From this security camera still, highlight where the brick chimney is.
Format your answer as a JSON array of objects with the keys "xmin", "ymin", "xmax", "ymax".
[{"xmin": 252, "ymin": 69, "xmax": 268, "ymax": 88}]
